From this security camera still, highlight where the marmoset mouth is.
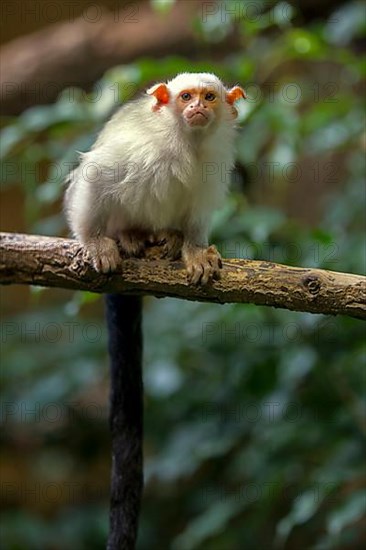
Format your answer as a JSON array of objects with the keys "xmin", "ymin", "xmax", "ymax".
[
  {"xmin": 186, "ymin": 110, "xmax": 210, "ymax": 127},
  {"xmin": 187, "ymin": 110, "xmax": 208, "ymax": 120}
]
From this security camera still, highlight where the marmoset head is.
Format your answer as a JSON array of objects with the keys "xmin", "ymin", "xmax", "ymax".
[{"xmin": 147, "ymin": 72, "xmax": 246, "ymax": 130}]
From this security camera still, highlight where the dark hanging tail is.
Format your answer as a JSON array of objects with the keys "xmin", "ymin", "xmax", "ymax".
[{"xmin": 105, "ymin": 294, "xmax": 143, "ymax": 550}]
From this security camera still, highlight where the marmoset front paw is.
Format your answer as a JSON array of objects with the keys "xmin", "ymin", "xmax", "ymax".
[
  {"xmin": 85, "ymin": 237, "xmax": 121, "ymax": 273},
  {"xmin": 183, "ymin": 244, "xmax": 222, "ymax": 285}
]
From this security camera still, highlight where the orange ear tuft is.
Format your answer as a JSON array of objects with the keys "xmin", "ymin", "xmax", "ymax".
[
  {"xmin": 226, "ymin": 86, "xmax": 246, "ymax": 105},
  {"xmin": 147, "ymin": 83, "xmax": 170, "ymax": 106}
]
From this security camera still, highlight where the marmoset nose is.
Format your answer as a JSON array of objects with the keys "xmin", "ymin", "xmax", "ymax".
[{"xmin": 189, "ymin": 102, "xmax": 207, "ymax": 110}]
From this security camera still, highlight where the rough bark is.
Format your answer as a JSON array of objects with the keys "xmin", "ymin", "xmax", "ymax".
[{"xmin": 1, "ymin": 232, "xmax": 365, "ymax": 319}]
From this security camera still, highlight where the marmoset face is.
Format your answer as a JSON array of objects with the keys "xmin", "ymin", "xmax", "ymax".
[
  {"xmin": 175, "ymin": 87, "xmax": 221, "ymax": 128},
  {"xmin": 147, "ymin": 72, "xmax": 246, "ymax": 131}
]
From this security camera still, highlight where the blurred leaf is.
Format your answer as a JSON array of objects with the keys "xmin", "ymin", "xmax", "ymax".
[
  {"xmin": 276, "ymin": 489, "xmax": 324, "ymax": 543},
  {"xmin": 325, "ymin": 1, "xmax": 366, "ymax": 46},
  {"xmin": 172, "ymin": 499, "xmax": 240, "ymax": 550},
  {"xmin": 327, "ymin": 491, "xmax": 366, "ymax": 536},
  {"xmin": 151, "ymin": 0, "xmax": 176, "ymax": 14}
]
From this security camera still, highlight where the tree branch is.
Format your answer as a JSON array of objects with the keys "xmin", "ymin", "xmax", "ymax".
[{"xmin": 1, "ymin": 232, "xmax": 365, "ymax": 319}]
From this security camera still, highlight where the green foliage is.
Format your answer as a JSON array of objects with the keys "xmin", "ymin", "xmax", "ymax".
[{"xmin": 1, "ymin": 1, "xmax": 365, "ymax": 548}]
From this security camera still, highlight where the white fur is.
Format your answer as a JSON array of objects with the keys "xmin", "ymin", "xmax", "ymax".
[
  {"xmin": 149, "ymin": 72, "xmax": 227, "ymax": 101},
  {"xmin": 65, "ymin": 73, "xmax": 240, "ymax": 245}
]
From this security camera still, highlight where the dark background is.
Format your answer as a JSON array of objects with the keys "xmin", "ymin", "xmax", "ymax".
[{"xmin": 1, "ymin": 1, "xmax": 365, "ymax": 549}]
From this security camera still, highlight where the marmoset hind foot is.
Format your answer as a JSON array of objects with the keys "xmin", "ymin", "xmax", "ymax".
[
  {"xmin": 147, "ymin": 229, "xmax": 184, "ymax": 260},
  {"xmin": 183, "ymin": 244, "xmax": 222, "ymax": 285},
  {"xmin": 117, "ymin": 229, "xmax": 148, "ymax": 258}
]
